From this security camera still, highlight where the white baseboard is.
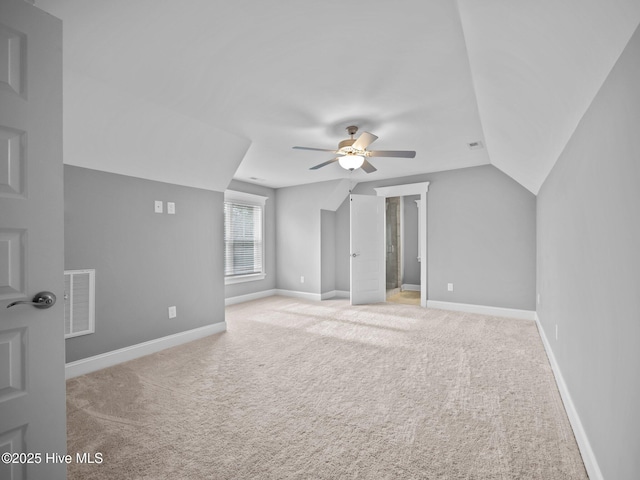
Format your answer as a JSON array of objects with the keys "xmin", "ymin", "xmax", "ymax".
[
  {"xmin": 65, "ymin": 322, "xmax": 227, "ymax": 379},
  {"xmin": 275, "ymin": 289, "xmax": 322, "ymax": 302},
  {"xmin": 426, "ymin": 300, "xmax": 535, "ymax": 321},
  {"xmin": 320, "ymin": 290, "xmax": 350, "ymax": 300},
  {"xmin": 535, "ymin": 313, "xmax": 603, "ymax": 480},
  {"xmin": 225, "ymin": 289, "xmax": 276, "ymax": 306},
  {"xmin": 401, "ymin": 284, "xmax": 421, "ymax": 292},
  {"xmin": 226, "ymin": 288, "xmax": 341, "ymax": 305}
]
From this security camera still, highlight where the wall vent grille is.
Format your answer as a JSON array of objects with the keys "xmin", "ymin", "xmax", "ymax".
[{"xmin": 64, "ymin": 269, "xmax": 95, "ymax": 339}]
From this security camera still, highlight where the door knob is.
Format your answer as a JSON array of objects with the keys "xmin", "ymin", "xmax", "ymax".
[
  {"xmin": 351, "ymin": 253, "xmax": 360, "ymax": 257},
  {"xmin": 6, "ymin": 291, "xmax": 57, "ymax": 309}
]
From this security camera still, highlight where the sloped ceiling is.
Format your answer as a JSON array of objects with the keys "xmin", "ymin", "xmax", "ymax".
[{"xmin": 37, "ymin": 0, "xmax": 640, "ymax": 193}]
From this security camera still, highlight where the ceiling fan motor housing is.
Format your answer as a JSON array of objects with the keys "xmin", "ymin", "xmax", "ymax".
[{"xmin": 338, "ymin": 138, "xmax": 357, "ymax": 151}]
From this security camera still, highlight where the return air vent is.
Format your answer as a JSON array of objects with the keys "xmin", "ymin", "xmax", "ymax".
[{"xmin": 64, "ymin": 269, "xmax": 95, "ymax": 338}]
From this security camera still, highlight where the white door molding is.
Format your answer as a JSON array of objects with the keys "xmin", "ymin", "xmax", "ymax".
[{"xmin": 374, "ymin": 182, "xmax": 429, "ymax": 307}]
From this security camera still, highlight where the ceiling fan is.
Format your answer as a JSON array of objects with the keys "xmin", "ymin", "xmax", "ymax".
[{"xmin": 292, "ymin": 125, "xmax": 416, "ymax": 173}]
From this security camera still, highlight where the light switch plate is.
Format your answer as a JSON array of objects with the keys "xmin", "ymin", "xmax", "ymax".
[
  {"xmin": 154, "ymin": 201, "xmax": 163, "ymax": 213},
  {"xmin": 168, "ymin": 306, "xmax": 177, "ymax": 319},
  {"xmin": 167, "ymin": 202, "xmax": 175, "ymax": 214}
]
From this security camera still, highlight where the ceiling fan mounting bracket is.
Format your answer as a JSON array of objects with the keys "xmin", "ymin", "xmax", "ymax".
[{"xmin": 346, "ymin": 125, "xmax": 359, "ymax": 137}]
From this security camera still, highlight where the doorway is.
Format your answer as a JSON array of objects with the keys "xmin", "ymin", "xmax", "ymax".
[
  {"xmin": 385, "ymin": 196, "xmax": 421, "ymax": 306},
  {"xmin": 385, "ymin": 197, "xmax": 401, "ymax": 292},
  {"xmin": 350, "ymin": 181, "xmax": 429, "ymax": 308}
]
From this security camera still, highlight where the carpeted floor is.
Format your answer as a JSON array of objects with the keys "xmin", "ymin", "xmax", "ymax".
[{"xmin": 66, "ymin": 296, "xmax": 588, "ymax": 479}]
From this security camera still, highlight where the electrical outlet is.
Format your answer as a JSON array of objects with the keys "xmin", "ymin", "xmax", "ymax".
[
  {"xmin": 167, "ymin": 202, "xmax": 175, "ymax": 215},
  {"xmin": 300, "ymin": 276, "xmax": 305, "ymax": 284},
  {"xmin": 447, "ymin": 283, "xmax": 454, "ymax": 292},
  {"xmin": 168, "ymin": 306, "xmax": 177, "ymax": 319},
  {"xmin": 154, "ymin": 201, "xmax": 163, "ymax": 213}
]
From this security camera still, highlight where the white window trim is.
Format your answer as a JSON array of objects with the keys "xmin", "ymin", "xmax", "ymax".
[
  {"xmin": 224, "ymin": 190, "xmax": 268, "ymax": 207},
  {"xmin": 224, "ymin": 190, "xmax": 268, "ymax": 285},
  {"xmin": 225, "ymin": 272, "xmax": 267, "ymax": 285}
]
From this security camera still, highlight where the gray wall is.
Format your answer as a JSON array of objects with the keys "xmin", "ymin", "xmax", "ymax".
[
  {"xmin": 224, "ymin": 179, "xmax": 277, "ymax": 299},
  {"xmin": 403, "ymin": 195, "xmax": 421, "ymax": 286},
  {"xmin": 64, "ymin": 166, "xmax": 225, "ymax": 362},
  {"xmin": 537, "ymin": 24, "xmax": 640, "ymax": 480},
  {"xmin": 320, "ymin": 210, "xmax": 336, "ymax": 294},
  {"xmin": 335, "ymin": 165, "xmax": 536, "ymax": 310},
  {"xmin": 275, "ymin": 180, "xmax": 348, "ymax": 294}
]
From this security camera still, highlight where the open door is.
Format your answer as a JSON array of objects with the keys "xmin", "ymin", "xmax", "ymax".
[
  {"xmin": 0, "ymin": 2, "xmax": 66, "ymax": 479},
  {"xmin": 350, "ymin": 194, "xmax": 385, "ymax": 305}
]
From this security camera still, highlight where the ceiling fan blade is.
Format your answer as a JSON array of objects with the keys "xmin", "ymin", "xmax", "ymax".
[
  {"xmin": 361, "ymin": 159, "xmax": 377, "ymax": 173},
  {"xmin": 367, "ymin": 150, "xmax": 416, "ymax": 158},
  {"xmin": 352, "ymin": 132, "xmax": 378, "ymax": 150},
  {"xmin": 293, "ymin": 146, "xmax": 338, "ymax": 153},
  {"xmin": 310, "ymin": 158, "xmax": 340, "ymax": 170}
]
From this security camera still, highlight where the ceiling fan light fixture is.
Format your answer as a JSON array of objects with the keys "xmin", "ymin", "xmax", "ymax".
[
  {"xmin": 338, "ymin": 154, "xmax": 365, "ymax": 171},
  {"xmin": 294, "ymin": 125, "xmax": 415, "ymax": 174}
]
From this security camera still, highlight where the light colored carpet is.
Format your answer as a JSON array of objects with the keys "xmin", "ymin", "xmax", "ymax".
[{"xmin": 67, "ymin": 296, "xmax": 588, "ymax": 479}]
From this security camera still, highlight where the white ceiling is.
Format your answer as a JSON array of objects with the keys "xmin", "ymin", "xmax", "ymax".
[{"xmin": 37, "ymin": 0, "xmax": 640, "ymax": 193}]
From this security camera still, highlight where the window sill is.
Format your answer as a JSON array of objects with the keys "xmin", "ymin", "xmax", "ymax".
[{"xmin": 225, "ymin": 273, "xmax": 266, "ymax": 285}]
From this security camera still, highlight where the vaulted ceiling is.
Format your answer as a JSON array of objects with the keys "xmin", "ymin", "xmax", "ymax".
[{"xmin": 38, "ymin": 0, "xmax": 640, "ymax": 193}]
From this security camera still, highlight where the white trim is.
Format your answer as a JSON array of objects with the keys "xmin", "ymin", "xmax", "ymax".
[
  {"xmin": 65, "ymin": 322, "xmax": 227, "ymax": 379},
  {"xmin": 224, "ymin": 272, "xmax": 266, "ymax": 285},
  {"xmin": 414, "ymin": 200, "xmax": 421, "ymax": 262},
  {"xmin": 224, "ymin": 189, "xmax": 267, "ymax": 206},
  {"xmin": 398, "ymin": 197, "xmax": 404, "ymax": 287},
  {"xmin": 535, "ymin": 313, "xmax": 603, "ymax": 480},
  {"xmin": 64, "ymin": 269, "xmax": 96, "ymax": 338},
  {"xmin": 275, "ymin": 289, "xmax": 322, "ymax": 302},
  {"xmin": 373, "ymin": 182, "xmax": 429, "ymax": 308},
  {"xmin": 373, "ymin": 181, "xmax": 430, "ymax": 197},
  {"xmin": 320, "ymin": 290, "xmax": 350, "ymax": 300},
  {"xmin": 426, "ymin": 300, "xmax": 535, "ymax": 321},
  {"xmin": 401, "ymin": 284, "xmax": 421, "ymax": 292},
  {"xmin": 226, "ymin": 288, "xmax": 349, "ymax": 305},
  {"xmin": 224, "ymin": 191, "xmax": 267, "ymax": 280},
  {"xmin": 225, "ymin": 289, "xmax": 276, "ymax": 306}
]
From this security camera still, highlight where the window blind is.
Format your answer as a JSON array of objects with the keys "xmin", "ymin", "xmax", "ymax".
[{"xmin": 224, "ymin": 201, "xmax": 263, "ymax": 277}]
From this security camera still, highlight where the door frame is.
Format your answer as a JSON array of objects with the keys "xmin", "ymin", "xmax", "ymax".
[{"xmin": 374, "ymin": 182, "xmax": 430, "ymax": 307}]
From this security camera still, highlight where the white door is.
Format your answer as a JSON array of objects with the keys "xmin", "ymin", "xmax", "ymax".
[
  {"xmin": 350, "ymin": 194, "xmax": 385, "ymax": 305},
  {"xmin": 0, "ymin": 2, "xmax": 66, "ymax": 480}
]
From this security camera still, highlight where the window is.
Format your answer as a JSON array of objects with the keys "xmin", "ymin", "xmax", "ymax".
[{"xmin": 224, "ymin": 190, "xmax": 267, "ymax": 284}]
